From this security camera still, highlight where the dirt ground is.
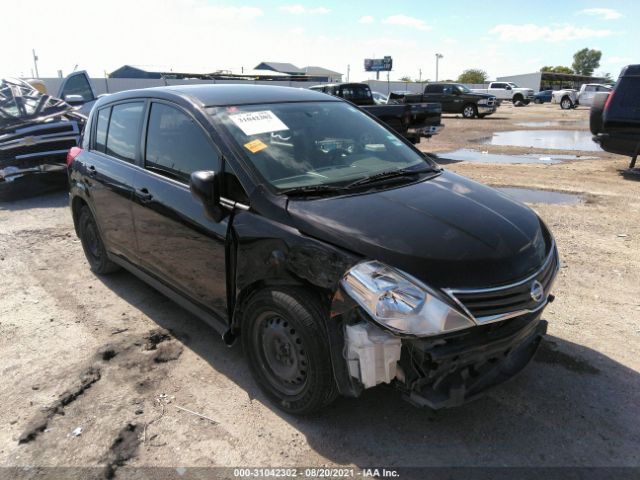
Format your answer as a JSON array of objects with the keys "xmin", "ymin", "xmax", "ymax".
[{"xmin": 1, "ymin": 102, "xmax": 638, "ymax": 477}]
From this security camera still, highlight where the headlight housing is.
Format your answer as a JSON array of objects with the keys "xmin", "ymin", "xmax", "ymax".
[
  {"xmin": 341, "ymin": 261, "xmax": 475, "ymax": 336},
  {"xmin": 477, "ymin": 99, "xmax": 488, "ymax": 105}
]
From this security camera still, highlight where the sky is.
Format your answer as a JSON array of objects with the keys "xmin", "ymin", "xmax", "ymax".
[{"xmin": 2, "ymin": 0, "xmax": 637, "ymax": 81}]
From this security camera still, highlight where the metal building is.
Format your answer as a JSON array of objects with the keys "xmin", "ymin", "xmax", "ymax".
[{"xmin": 497, "ymin": 71, "xmax": 607, "ymax": 92}]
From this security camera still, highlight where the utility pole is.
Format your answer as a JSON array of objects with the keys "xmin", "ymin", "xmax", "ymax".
[
  {"xmin": 419, "ymin": 68, "xmax": 422, "ymax": 82},
  {"xmin": 347, "ymin": 64, "xmax": 350, "ymax": 82},
  {"xmin": 32, "ymin": 49, "xmax": 39, "ymax": 78},
  {"xmin": 435, "ymin": 53, "xmax": 443, "ymax": 82}
]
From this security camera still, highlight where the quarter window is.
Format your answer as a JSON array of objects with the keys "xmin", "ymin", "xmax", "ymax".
[
  {"xmin": 94, "ymin": 107, "xmax": 110, "ymax": 153},
  {"xmin": 105, "ymin": 102, "xmax": 144, "ymax": 163},
  {"xmin": 145, "ymin": 103, "xmax": 220, "ymax": 182}
]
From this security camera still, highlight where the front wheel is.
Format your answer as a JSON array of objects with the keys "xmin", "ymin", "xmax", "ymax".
[
  {"xmin": 242, "ymin": 288, "xmax": 338, "ymax": 414},
  {"xmin": 462, "ymin": 104, "xmax": 477, "ymax": 119},
  {"xmin": 560, "ymin": 97, "xmax": 573, "ymax": 110}
]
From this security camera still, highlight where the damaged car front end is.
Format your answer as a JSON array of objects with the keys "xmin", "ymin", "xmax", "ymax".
[
  {"xmin": 0, "ymin": 78, "xmax": 85, "ymax": 199},
  {"xmin": 330, "ymin": 246, "xmax": 558, "ymax": 408}
]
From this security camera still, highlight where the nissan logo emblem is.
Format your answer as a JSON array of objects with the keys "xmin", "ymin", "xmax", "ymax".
[{"xmin": 530, "ymin": 280, "xmax": 544, "ymax": 303}]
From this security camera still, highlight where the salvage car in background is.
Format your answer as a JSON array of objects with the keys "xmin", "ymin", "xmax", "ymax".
[
  {"xmin": 591, "ymin": 64, "xmax": 640, "ymax": 173},
  {"xmin": 552, "ymin": 83, "xmax": 612, "ymax": 109},
  {"xmin": 533, "ymin": 90, "xmax": 552, "ymax": 104},
  {"xmin": 310, "ymin": 83, "xmax": 443, "ymax": 142},
  {"xmin": 472, "ymin": 82, "xmax": 534, "ymax": 105},
  {"xmin": 68, "ymin": 84, "xmax": 559, "ymax": 414},
  {"xmin": 0, "ymin": 78, "xmax": 86, "ymax": 200},
  {"xmin": 0, "ymin": 71, "xmax": 99, "ymax": 200},
  {"xmin": 391, "ymin": 83, "xmax": 498, "ymax": 119}
]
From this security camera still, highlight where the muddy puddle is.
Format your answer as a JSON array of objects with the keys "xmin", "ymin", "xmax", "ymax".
[
  {"xmin": 434, "ymin": 149, "xmax": 596, "ymax": 164},
  {"xmin": 473, "ymin": 130, "xmax": 601, "ymax": 151},
  {"xmin": 496, "ymin": 187, "xmax": 583, "ymax": 205},
  {"xmin": 515, "ymin": 120, "xmax": 589, "ymax": 128}
]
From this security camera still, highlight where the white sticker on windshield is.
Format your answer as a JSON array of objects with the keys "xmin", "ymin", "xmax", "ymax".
[{"xmin": 229, "ymin": 110, "xmax": 289, "ymax": 136}]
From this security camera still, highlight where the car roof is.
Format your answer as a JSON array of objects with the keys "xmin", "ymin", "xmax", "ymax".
[{"xmin": 95, "ymin": 84, "xmax": 337, "ymax": 107}]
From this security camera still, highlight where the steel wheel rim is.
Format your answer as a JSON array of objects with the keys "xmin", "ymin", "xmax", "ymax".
[
  {"xmin": 84, "ymin": 220, "xmax": 101, "ymax": 260},
  {"xmin": 254, "ymin": 312, "xmax": 308, "ymax": 396}
]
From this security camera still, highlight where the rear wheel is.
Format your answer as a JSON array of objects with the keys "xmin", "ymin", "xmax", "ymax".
[
  {"xmin": 462, "ymin": 104, "xmax": 477, "ymax": 119},
  {"xmin": 78, "ymin": 206, "xmax": 119, "ymax": 274},
  {"xmin": 560, "ymin": 97, "xmax": 573, "ymax": 110},
  {"xmin": 242, "ymin": 288, "xmax": 338, "ymax": 414},
  {"xmin": 534, "ymin": 98, "xmax": 542, "ymax": 104}
]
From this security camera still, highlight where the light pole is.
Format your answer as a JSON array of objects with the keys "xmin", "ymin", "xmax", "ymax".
[{"xmin": 435, "ymin": 53, "xmax": 443, "ymax": 82}]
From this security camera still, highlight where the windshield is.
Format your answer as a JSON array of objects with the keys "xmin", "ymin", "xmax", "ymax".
[
  {"xmin": 210, "ymin": 101, "xmax": 435, "ymax": 191},
  {"xmin": 456, "ymin": 84, "xmax": 471, "ymax": 93}
]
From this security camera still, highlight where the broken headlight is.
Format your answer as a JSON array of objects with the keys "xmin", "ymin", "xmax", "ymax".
[{"xmin": 341, "ymin": 261, "xmax": 475, "ymax": 336}]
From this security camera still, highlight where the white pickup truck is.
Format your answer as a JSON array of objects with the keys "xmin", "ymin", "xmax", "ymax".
[
  {"xmin": 472, "ymin": 82, "xmax": 535, "ymax": 105},
  {"xmin": 551, "ymin": 83, "xmax": 612, "ymax": 109}
]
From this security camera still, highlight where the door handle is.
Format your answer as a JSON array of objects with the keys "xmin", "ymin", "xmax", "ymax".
[
  {"xmin": 87, "ymin": 165, "xmax": 97, "ymax": 177},
  {"xmin": 137, "ymin": 187, "xmax": 153, "ymax": 203}
]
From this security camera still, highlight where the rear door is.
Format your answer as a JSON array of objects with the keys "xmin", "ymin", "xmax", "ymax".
[
  {"xmin": 131, "ymin": 100, "xmax": 228, "ymax": 319},
  {"xmin": 83, "ymin": 101, "xmax": 143, "ymax": 262}
]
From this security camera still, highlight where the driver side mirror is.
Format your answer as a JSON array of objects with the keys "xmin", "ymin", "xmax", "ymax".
[
  {"xmin": 190, "ymin": 170, "xmax": 225, "ymax": 222},
  {"xmin": 64, "ymin": 94, "xmax": 84, "ymax": 105}
]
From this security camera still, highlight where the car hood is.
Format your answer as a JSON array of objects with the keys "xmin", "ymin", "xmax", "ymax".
[
  {"xmin": 466, "ymin": 92, "xmax": 495, "ymax": 100},
  {"xmin": 286, "ymin": 171, "xmax": 551, "ymax": 289}
]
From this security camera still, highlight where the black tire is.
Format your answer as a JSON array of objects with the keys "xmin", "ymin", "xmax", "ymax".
[
  {"xmin": 78, "ymin": 206, "xmax": 119, "ymax": 274},
  {"xmin": 462, "ymin": 103, "xmax": 477, "ymax": 119},
  {"xmin": 590, "ymin": 92, "xmax": 609, "ymax": 135},
  {"xmin": 242, "ymin": 287, "xmax": 338, "ymax": 414},
  {"xmin": 513, "ymin": 94, "xmax": 524, "ymax": 104},
  {"xmin": 523, "ymin": 100, "xmax": 531, "ymax": 105},
  {"xmin": 560, "ymin": 96, "xmax": 573, "ymax": 110},
  {"xmin": 478, "ymin": 114, "xmax": 488, "ymax": 119}
]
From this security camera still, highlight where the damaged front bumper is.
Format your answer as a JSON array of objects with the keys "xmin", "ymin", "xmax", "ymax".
[
  {"xmin": 327, "ymin": 304, "xmax": 546, "ymax": 410},
  {"xmin": 398, "ymin": 312, "xmax": 546, "ymax": 409}
]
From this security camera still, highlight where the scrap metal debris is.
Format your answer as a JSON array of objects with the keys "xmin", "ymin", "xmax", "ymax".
[{"xmin": 0, "ymin": 78, "xmax": 85, "ymax": 199}]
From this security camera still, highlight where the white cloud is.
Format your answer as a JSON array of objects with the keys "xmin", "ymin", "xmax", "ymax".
[
  {"xmin": 489, "ymin": 23, "xmax": 613, "ymax": 42},
  {"xmin": 579, "ymin": 8, "xmax": 623, "ymax": 20},
  {"xmin": 358, "ymin": 15, "xmax": 374, "ymax": 24},
  {"xmin": 382, "ymin": 14, "xmax": 431, "ymax": 31},
  {"xmin": 279, "ymin": 4, "xmax": 331, "ymax": 15}
]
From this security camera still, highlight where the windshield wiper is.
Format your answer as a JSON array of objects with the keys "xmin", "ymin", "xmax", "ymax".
[
  {"xmin": 345, "ymin": 166, "xmax": 437, "ymax": 189},
  {"xmin": 279, "ymin": 184, "xmax": 347, "ymax": 197}
]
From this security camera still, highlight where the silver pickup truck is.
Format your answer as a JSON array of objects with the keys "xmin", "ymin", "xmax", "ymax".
[{"xmin": 552, "ymin": 83, "xmax": 612, "ymax": 109}]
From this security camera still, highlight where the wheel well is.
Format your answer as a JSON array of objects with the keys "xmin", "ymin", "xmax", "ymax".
[
  {"xmin": 231, "ymin": 279, "xmax": 330, "ymax": 335},
  {"xmin": 513, "ymin": 93, "xmax": 523, "ymax": 101},
  {"xmin": 71, "ymin": 196, "xmax": 88, "ymax": 235},
  {"xmin": 562, "ymin": 95, "xmax": 571, "ymax": 102}
]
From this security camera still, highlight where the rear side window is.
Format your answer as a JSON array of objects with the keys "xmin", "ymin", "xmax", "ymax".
[
  {"xmin": 145, "ymin": 102, "xmax": 220, "ymax": 183},
  {"xmin": 105, "ymin": 102, "xmax": 144, "ymax": 162},
  {"xmin": 426, "ymin": 84, "xmax": 443, "ymax": 93},
  {"xmin": 94, "ymin": 107, "xmax": 110, "ymax": 153},
  {"xmin": 340, "ymin": 85, "xmax": 372, "ymax": 101}
]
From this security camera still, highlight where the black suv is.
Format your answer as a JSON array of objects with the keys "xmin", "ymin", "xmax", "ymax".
[
  {"xmin": 591, "ymin": 64, "xmax": 640, "ymax": 170},
  {"xmin": 68, "ymin": 85, "xmax": 558, "ymax": 414}
]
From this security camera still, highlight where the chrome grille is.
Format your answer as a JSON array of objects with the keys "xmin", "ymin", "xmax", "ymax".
[{"xmin": 446, "ymin": 245, "xmax": 559, "ymax": 324}]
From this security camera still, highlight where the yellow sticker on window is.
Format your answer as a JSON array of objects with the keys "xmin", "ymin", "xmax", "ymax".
[{"xmin": 244, "ymin": 139, "xmax": 268, "ymax": 154}]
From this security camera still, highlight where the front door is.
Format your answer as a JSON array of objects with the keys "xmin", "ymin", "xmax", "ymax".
[{"xmin": 131, "ymin": 101, "xmax": 228, "ymax": 319}]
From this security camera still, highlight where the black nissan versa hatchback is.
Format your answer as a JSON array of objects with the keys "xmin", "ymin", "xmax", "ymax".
[{"xmin": 67, "ymin": 85, "xmax": 559, "ymax": 414}]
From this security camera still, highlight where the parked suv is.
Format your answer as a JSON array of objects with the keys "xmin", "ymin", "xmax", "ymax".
[
  {"xmin": 68, "ymin": 85, "xmax": 558, "ymax": 414},
  {"xmin": 591, "ymin": 64, "xmax": 640, "ymax": 169}
]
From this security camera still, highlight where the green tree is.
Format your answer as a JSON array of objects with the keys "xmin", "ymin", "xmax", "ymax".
[
  {"xmin": 572, "ymin": 48, "xmax": 602, "ymax": 76},
  {"xmin": 457, "ymin": 69, "xmax": 488, "ymax": 84},
  {"xmin": 540, "ymin": 65, "xmax": 574, "ymax": 74}
]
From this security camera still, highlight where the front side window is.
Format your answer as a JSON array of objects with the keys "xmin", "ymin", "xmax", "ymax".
[
  {"xmin": 145, "ymin": 103, "xmax": 220, "ymax": 183},
  {"xmin": 211, "ymin": 101, "xmax": 436, "ymax": 191},
  {"xmin": 105, "ymin": 102, "xmax": 144, "ymax": 162}
]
